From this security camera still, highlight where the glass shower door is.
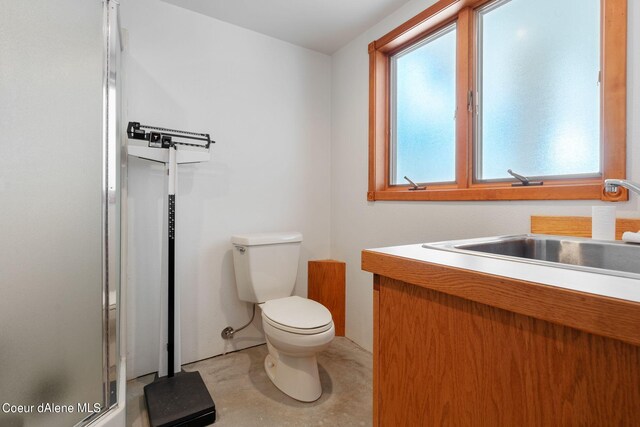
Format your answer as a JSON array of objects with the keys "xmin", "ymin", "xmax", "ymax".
[{"xmin": 0, "ymin": 0, "xmax": 117, "ymax": 426}]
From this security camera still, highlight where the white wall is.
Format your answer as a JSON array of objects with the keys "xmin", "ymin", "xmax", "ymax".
[
  {"xmin": 122, "ymin": 0, "xmax": 331, "ymax": 379},
  {"xmin": 331, "ymin": 0, "xmax": 640, "ymax": 352}
]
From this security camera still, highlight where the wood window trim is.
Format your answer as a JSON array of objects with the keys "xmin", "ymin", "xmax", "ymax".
[{"xmin": 368, "ymin": 0, "xmax": 627, "ymax": 202}]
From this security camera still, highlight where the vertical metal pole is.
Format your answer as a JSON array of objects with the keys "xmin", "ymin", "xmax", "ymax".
[
  {"xmin": 167, "ymin": 144, "xmax": 177, "ymax": 378},
  {"xmin": 101, "ymin": 0, "xmax": 112, "ymax": 407}
]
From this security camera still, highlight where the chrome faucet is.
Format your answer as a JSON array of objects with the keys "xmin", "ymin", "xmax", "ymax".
[{"xmin": 604, "ymin": 179, "xmax": 640, "ymax": 196}]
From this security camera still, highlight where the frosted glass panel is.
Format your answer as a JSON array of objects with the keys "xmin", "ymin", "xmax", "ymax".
[
  {"xmin": 392, "ymin": 25, "xmax": 456, "ymax": 184},
  {"xmin": 478, "ymin": 0, "xmax": 600, "ymax": 180},
  {"xmin": 0, "ymin": 1, "xmax": 105, "ymax": 426}
]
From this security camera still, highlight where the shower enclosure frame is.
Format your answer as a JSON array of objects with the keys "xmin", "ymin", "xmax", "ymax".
[
  {"xmin": 90, "ymin": 0, "xmax": 124, "ymax": 425},
  {"xmin": 0, "ymin": 0, "xmax": 124, "ymax": 425}
]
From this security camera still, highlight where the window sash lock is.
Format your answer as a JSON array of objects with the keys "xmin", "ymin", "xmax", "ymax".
[{"xmin": 507, "ymin": 169, "xmax": 544, "ymax": 187}]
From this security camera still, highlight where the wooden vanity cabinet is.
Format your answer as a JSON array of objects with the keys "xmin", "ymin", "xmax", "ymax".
[{"xmin": 363, "ymin": 250, "xmax": 640, "ymax": 426}]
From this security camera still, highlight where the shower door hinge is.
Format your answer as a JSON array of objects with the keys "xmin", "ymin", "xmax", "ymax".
[{"xmin": 467, "ymin": 91, "xmax": 474, "ymax": 112}]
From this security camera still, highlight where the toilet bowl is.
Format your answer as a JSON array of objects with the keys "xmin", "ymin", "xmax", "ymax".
[
  {"xmin": 260, "ymin": 296, "xmax": 335, "ymax": 402},
  {"xmin": 230, "ymin": 232, "xmax": 335, "ymax": 402}
]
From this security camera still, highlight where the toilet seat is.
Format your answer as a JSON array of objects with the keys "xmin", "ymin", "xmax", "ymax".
[{"xmin": 261, "ymin": 296, "xmax": 333, "ymax": 335}]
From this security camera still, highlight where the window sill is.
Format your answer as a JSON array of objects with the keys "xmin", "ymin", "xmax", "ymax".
[{"xmin": 367, "ymin": 182, "xmax": 629, "ymax": 202}]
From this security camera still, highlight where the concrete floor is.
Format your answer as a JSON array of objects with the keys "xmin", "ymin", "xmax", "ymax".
[{"xmin": 127, "ymin": 337, "xmax": 373, "ymax": 426}]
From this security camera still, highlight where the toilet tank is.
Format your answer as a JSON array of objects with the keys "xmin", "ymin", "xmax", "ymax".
[{"xmin": 231, "ymin": 232, "xmax": 303, "ymax": 303}]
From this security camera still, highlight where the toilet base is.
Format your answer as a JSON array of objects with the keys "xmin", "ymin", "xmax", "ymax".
[{"xmin": 264, "ymin": 342, "xmax": 322, "ymax": 402}]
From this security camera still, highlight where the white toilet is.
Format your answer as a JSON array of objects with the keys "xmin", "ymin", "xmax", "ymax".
[{"xmin": 231, "ymin": 232, "xmax": 335, "ymax": 402}]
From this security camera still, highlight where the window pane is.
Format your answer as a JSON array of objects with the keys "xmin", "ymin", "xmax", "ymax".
[
  {"xmin": 392, "ymin": 25, "xmax": 456, "ymax": 184},
  {"xmin": 477, "ymin": 0, "xmax": 600, "ymax": 180}
]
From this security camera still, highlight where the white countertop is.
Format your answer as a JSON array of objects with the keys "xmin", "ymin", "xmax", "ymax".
[{"xmin": 368, "ymin": 243, "xmax": 640, "ymax": 304}]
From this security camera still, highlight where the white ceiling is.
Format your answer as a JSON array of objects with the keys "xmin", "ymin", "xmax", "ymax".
[{"xmin": 161, "ymin": 0, "xmax": 410, "ymax": 54}]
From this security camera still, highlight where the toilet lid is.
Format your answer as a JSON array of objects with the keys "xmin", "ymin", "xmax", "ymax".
[{"xmin": 261, "ymin": 296, "xmax": 332, "ymax": 330}]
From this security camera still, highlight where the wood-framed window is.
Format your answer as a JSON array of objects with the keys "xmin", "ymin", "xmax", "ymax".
[{"xmin": 368, "ymin": 0, "xmax": 627, "ymax": 201}]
